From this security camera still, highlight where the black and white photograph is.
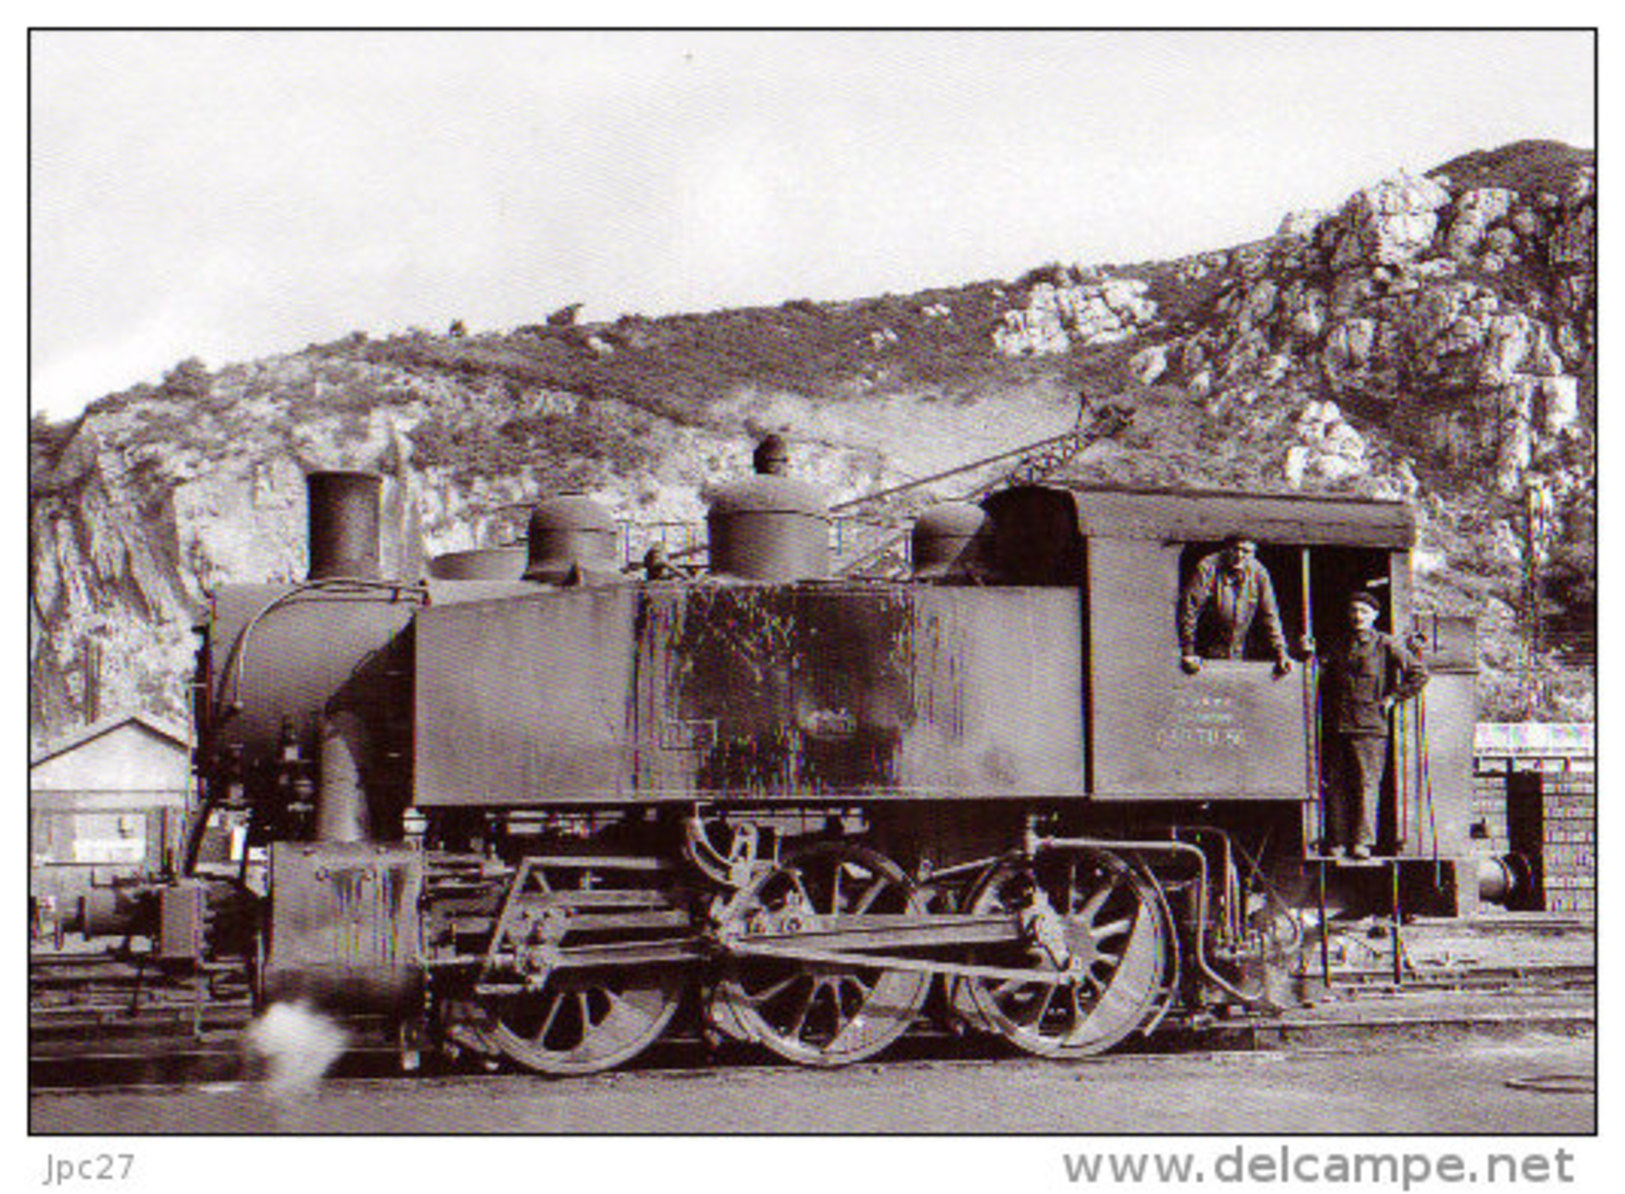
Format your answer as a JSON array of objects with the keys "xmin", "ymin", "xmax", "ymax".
[{"xmin": 27, "ymin": 23, "xmax": 1598, "ymax": 1188}]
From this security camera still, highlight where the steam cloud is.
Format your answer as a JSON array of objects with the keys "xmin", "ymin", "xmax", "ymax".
[{"xmin": 245, "ymin": 999, "xmax": 349, "ymax": 1099}]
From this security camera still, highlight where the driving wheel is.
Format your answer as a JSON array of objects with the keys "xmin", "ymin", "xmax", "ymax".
[
  {"xmin": 964, "ymin": 848, "xmax": 1168, "ymax": 1057},
  {"xmin": 486, "ymin": 968, "xmax": 683, "ymax": 1076},
  {"xmin": 712, "ymin": 841, "xmax": 932, "ymax": 1067}
]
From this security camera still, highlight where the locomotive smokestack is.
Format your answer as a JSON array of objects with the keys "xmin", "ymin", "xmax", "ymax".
[{"xmin": 307, "ymin": 471, "xmax": 383, "ymax": 580}]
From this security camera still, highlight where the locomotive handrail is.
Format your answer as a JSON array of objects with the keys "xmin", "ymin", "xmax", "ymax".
[
  {"xmin": 1417, "ymin": 690, "xmax": 1438, "ymax": 862},
  {"xmin": 825, "ymin": 426, "xmax": 1082, "ymax": 515},
  {"xmin": 211, "ymin": 578, "xmax": 428, "ymax": 725},
  {"xmin": 830, "ymin": 398, "xmax": 1131, "ymax": 578}
]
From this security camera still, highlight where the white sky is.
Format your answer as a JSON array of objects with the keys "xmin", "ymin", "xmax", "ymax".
[{"xmin": 29, "ymin": 28, "xmax": 1595, "ymax": 420}]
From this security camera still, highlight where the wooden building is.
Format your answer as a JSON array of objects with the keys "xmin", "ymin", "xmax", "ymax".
[{"xmin": 30, "ymin": 713, "xmax": 193, "ymax": 918}]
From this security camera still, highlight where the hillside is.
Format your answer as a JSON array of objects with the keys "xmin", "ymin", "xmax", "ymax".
[{"xmin": 28, "ymin": 140, "xmax": 1595, "ymax": 748}]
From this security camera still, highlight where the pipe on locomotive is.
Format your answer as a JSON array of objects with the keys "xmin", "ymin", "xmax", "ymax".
[
  {"xmin": 1028, "ymin": 832, "xmax": 1270, "ymax": 1005},
  {"xmin": 316, "ymin": 710, "xmax": 371, "ymax": 843}
]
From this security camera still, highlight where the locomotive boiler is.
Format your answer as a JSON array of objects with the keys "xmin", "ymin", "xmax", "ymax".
[{"xmin": 116, "ymin": 454, "xmax": 1500, "ymax": 1074}]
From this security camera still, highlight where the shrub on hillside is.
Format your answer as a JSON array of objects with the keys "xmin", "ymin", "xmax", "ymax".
[
  {"xmin": 162, "ymin": 357, "xmax": 211, "ymax": 401},
  {"xmin": 1428, "ymin": 140, "xmax": 1592, "ymax": 198}
]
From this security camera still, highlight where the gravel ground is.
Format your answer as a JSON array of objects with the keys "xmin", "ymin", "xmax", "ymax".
[{"xmin": 31, "ymin": 1033, "xmax": 1594, "ymax": 1135}]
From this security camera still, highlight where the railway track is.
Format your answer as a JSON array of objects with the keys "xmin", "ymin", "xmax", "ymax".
[{"xmin": 30, "ymin": 953, "xmax": 1593, "ymax": 1092}]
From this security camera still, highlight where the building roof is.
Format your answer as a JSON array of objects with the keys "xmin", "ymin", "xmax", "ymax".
[{"xmin": 30, "ymin": 712, "xmax": 192, "ymax": 769}]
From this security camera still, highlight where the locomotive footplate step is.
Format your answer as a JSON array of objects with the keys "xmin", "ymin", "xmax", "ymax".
[{"xmin": 1260, "ymin": 987, "xmax": 1595, "ymax": 1037}]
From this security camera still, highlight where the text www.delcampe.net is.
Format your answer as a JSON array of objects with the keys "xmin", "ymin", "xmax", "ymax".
[{"xmin": 1063, "ymin": 1145, "xmax": 1578, "ymax": 1188}]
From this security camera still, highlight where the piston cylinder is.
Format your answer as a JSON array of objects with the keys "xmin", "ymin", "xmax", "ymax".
[
  {"xmin": 64, "ymin": 885, "xmax": 152, "ymax": 939},
  {"xmin": 307, "ymin": 471, "xmax": 383, "ymax": 580}
]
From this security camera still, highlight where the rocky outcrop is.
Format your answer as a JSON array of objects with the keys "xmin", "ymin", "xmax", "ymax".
[
  {"xmin": 1103, "ymin": 156, "xmax": 1593, "ymax": 510},
  {"xmin": 1330, "ymin": 171, "xmax": 1454, "ymax": 267},
  {"xmin": 1283, "ymin": 400, "xmax": 1371, "ymax": 489},
  {"xmin": 993, "ymin": 277, "xmax": 1159, "ymax": 355}
]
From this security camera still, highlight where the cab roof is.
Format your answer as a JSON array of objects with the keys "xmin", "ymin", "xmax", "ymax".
[{"xmin": 1002, "ymin": 483, "xmax": 1416, "ymax": 549}]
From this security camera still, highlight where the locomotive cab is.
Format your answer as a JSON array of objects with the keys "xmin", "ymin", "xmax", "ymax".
[{"xmin": 1052, "ymin": 484, "xmax": 1480, "ymax": 914}]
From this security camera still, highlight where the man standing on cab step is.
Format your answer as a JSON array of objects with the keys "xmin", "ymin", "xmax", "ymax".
[{"xmin": 1324, "ymin": 589, "xmax": 1429, "ymax": 859}]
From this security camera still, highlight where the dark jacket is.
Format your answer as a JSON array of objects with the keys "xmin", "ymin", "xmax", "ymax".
[
  {"xmin": 1178, "ymin": 554, "xmax": 1289, "ymax": 661},
  {"xmin": 1326, "ymin": 629, "xmax": 1429, "ymax": 736}
]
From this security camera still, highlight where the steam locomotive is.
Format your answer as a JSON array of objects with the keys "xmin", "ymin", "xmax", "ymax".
[{"xmin": 49, "ymin": 453, "xmax": 1504, "ymax": 1075}]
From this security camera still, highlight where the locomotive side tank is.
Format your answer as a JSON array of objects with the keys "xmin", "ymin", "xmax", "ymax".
[
  {"xmin": 414, "ymin": 582, "xmax": 1087, "ymax": 807},
  {"xmin": 415, "ymin": 469, "xmax": 1086, "ymax": 808}
]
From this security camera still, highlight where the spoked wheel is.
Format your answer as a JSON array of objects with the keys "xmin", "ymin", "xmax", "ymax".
[
  {"xmin": 487, "ymin": 969, "xmax": 683, "ymax": 1076},
  {"xmin": 964, "ymin": 848, "xmax": 1169, "ymax": 1058},
  {"xmin": 479, "ymin": 855, "xmax": 687, "ymax": 1076},
  {"xmin": 712, "ymin": 841, "xmax": 932, "ymax": 1067}
]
